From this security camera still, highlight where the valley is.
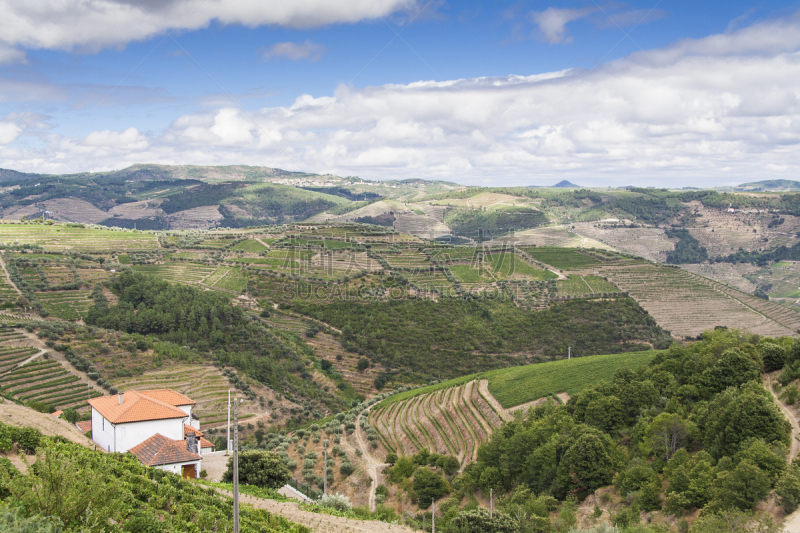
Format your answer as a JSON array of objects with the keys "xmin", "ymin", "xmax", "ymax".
[{"xmin": 1, "ymin": 171, "xmax": 800, "ymax": 531}]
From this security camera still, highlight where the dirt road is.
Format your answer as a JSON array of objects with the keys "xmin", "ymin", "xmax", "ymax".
[
  {"xmin": 217, "ymin": 489, "xmax": 413, "ymax": 533},
  {"xmin": 354, "ymin": 406, "xmax": 388, "ymax": 512},
  {"xmin": 764, "ymin": 375, "xmax": 800, "ymax": 532}
]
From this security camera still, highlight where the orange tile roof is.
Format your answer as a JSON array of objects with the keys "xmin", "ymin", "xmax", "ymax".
[
  {"xmin": 51, "ymin": 410, "xmax": 63, "ymax": 418},
  {"xmin": 138, "ymin": 389, "xmax": 195, "ymax": 406},
  {"xmin": 129, "ymin": 434, "xmax": 201, "ymax": 466},
  {"xmin": 184, "ymin": 424, "xmax": 204, "ymax": 438},
  {"xmin": 199, "ymin": 436, "xmax": 215, "ymax": 450},
  {"xmin": 76, "ymin": 420, "xmax": 92, "ymax": 433},
  {"xmin": 88, "ymin": 390, "xmax": 188, "ymax": 424}
]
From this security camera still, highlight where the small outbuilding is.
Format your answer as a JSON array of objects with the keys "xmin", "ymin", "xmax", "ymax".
[{"xmin": 129, "ymin": 433, "xmax": 202, "ymax": 479}]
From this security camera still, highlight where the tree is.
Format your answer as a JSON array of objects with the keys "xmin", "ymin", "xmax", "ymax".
[
  {"xmin": 555, "ymin": 431, "xmax": 617, "ymax": 496},
  {"xmin": 689, "ymin": 509, "xmax": 780, "ymax": 533},
  {"xmin": 645, "ymin": 412, "xmax": 691, "ymax": 461},
  {"xmin": 441, "ymin": 456, "xmax": 460, "ymax": 476},
  {"xmin": 223, "ymin": 451, "xmax": 290, "ymax": 489},
  {"xmin": 584, "ymin": 395, "xmax": 625, "ymax": 433},
  {"xmin": 713, "ymin": 461, "xmax": 771, "ymax": 511},
  {"xmin": 451, "ymin": 508, "xmax": 521, "ymax": 533},
  {"xmin": 760, "ymin": 342, "xmax": 787, "ymax": 373},
  {"xmin": 707, "ymin": 349, "xmax": 761, "ymax": 392},
  {"xmin": 776, "ymin": 467, "xmax": 800, "ymax": 513},
  {"xmin": 60, "ymin": 408, "xmax": 81, "ymax": 424},
  {"xmin": 704, "ymin": 386, "xmax": 790, "ymax": 459},
  {"xmin": 412, "ymin": 467, "xmax": 450, "ymax": 509}
]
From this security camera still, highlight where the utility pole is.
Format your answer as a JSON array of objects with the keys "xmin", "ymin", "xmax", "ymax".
[
  {"xmin": 490, "ymin": 488, "xmax": 493, "ymax": 518},
  {"xmin": 568, "ymin": 346, "xmax": 571, "ymax": 360},
  {"xmin": 226, "ymin": 390, "xmax": 231, "ymax": 455},
  {"xmin": 233, "ymin": 398, "xmax": 240, "ymax": 533}
]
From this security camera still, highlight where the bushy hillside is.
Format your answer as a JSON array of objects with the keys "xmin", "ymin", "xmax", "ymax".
[
  {"xmin": 289, "ymin": 298, "xmax": 672, "ymax": 385},
  {"xmin": 85, "ymin": 272, "xmax": 346, "ymax": 414},
  {"xmin": 375, "ymin": 330, "xmax": 797, "ymax": 532}
]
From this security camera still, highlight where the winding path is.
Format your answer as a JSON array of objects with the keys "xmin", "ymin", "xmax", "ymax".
[
  {"xmin": 765, "ymin": 375, "xmax": 800, "ymax": 462},
  {"xmin": 353, "ymin": 405, "xmax": 388, "ymax": 512},
  {"xmin": 764, "ymin": 375, "xmax": 800, "ymax": 533},
  {"xmin": 0, "ymin": 255, "xmax": 22, "ymax": 296}
]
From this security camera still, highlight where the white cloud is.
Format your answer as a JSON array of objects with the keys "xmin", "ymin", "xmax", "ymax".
[
  {"xmin": 262, "ymin": 40, "xmax": 327, "ymax": 61},
  {"xmin": 2, "ymin": 14, "xmax": 800, "ymax": 187},
  {"xmin": 83, "ymin": 127, "xmax": 149, "ymax": 151},
  {"xmin": 0, "ymin": 122, "xmax": 22, "ymax": 145},
  {"xmin": 0, "ymin": 0, "xmax": 417, "ymax": 53},
  {"xmin": 530, "ymin": 7, "xmax": 595, "ymax": 44}
]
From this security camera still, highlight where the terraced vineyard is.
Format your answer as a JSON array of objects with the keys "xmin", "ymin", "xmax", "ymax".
[
  {"xmin": 370, "ymin": 379, "xmax": 502, "ymax": 463},
  {"xmin": 0, "ymin": 271, "xmax": 19, "ymax": 302},
  {"xmin": 36, "ymin": 290, "xmax": 93, "ymax": 320},
  {"xmin": 113, "ymin": 364, "xmax": 278, "ymax": 427},
  {"xmin": 368, "ymin": 350, "xmax": 661, "ymax": 464},
  {"xmin": 523, "ymin": 247, "xmax": 603, "ymax": 270},
  {"xmin": 0, "ymin": 353, "xmax": 101, "ymax": 409},
  {"xmin": 0, "ymin": 345, "xmax": 40, "ymax": 373},
  {"xmin": 603, "ymin": 264, "xmax": 797, "ymax": 338},
  {"xmin": 132, "ymin": 262, "xmax": 217, "ymax": 285},
  {"xmin": 0, "ymin": 223, "xmax": 158, "ymax": 251},
  {"xmin": 556, "ymin": 275, "xmax": 620, "ymax": 297}
]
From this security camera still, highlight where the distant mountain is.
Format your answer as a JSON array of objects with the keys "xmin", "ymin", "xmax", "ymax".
[
  {"xmin": 736, "ymin": 179, "xmax": 800, "ymax": 191},
  {"xmin": 553, "ymin": 180, "xmax": 580, "ymax": 188}
]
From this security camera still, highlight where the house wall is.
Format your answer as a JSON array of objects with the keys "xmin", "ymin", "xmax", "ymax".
[
  {"xmin": 91, "ymin": 411, "xmax": 187, "ymax": 453},
  {"xmin": 91, "ymin": 407, "xmax": 114, "ymax": 452},
  {"xmin": 156, "ymin": 460, "xmax": 200, "ymax": 477},
  {"xmin": 178, "ymin": 405, "xmax": 192, "ymax": 418}
]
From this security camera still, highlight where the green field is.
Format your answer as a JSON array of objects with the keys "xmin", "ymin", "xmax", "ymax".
[
  {"xmin": 0, "ymin": 223, "xmax": 158, "ymax": 251},
  {"xmin": 378, "ymin": 349, "xmax": 660, "ymax": 409},
  {"xmin": 486, "ymin": 350, "xmax": 659, "ymax": 407},
  {"xmin": 230, "ymin": 239, "xmax": 268, "ymax": 253},
  {"xmin": 487, "ymin": 252, "xmax": 557, "ymax": 279},
  {"xmin": 523, "ymin": 247, "xmax": 602, "ymax": 270},
  {"xmin": 449, "ymin": 265, "xmax": 489, "ymax": 283},
  {"xmin": 557, "ymin": 275, "xmax": 619, "ymax": 296}
]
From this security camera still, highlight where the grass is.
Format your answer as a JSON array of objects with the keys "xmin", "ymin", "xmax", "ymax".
[
  {"xmin": 486, "ymin": 350, "xmax": 660, "ymax": 407},
  {"xmin": 523, "ymin": 247, "xmax": 602, "ymax": 270},
  {"xmin": 378, "ymin": 349, "xmax": 661, "ymax": 409},
  {"xmin": 487, "ymin": 252, "xmax": 557, "ymax": 279},
  {"xmin": 449, "ymin": 265, "xmax": 488, "ymax": 283},
  {"xmin": 230, "ymin": 239, "xmax": 268, "ymax": 253}
]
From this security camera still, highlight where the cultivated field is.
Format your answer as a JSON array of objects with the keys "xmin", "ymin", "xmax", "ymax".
[
  {"xmin": 370, "ymin": 379, "xmax": 501, "ymax": 462},
  {"xmin": 369, "ymin": 349, "xmax": 660, "ymax": 463},
  {"xmin": 0, "ymin": 223, "xmax": 158, "ymax": 251},
  {"xmin": 602, "ymin": 264, "xmax": 798, "ymax": 338}
]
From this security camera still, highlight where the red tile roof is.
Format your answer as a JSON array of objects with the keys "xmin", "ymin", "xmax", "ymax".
[
  {"xmin": 199, "ymin": 436, "xmax": 215, "ymax": 450},
  {"xmin": 76, "ymin": 420, "xmax": 92, "ymax": 433},
  {"xmin": 184, "ymin": 424, "xmax": 204, "ymax": 438},
  {"xmin": 129, "ymin": 434, "xmax": 201, "ymax": 467},
  {"xmin": 88, "ymin": 390, "xmax": 187, "ymax": 424},
  {"xmin": 138, "ymin": 389, "xmax": 195, "ymax": 406}
]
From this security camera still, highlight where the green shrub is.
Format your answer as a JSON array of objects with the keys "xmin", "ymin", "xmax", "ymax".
[{"xmin": 223, "ymin": 451, "xmax": 291, "ymax": 489}]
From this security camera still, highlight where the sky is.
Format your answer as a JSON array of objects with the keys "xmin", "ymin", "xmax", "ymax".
[{"xmin": 0, "ymin": 1, "xmax": 799, "ymax": 187}]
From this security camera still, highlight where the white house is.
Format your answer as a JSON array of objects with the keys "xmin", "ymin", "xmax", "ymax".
[
  {"xmin": 129, "ymin": 433, "xmax": 202, "ymax": 478},
  {"xmin": 88, "ymin": 389, "xmax": 197, "ymax": 453}
]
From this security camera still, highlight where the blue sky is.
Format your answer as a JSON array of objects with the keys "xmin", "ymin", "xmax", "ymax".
[{"xmin": 1, "ymin": 0, "xmax": 799, "ymax": 187}]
